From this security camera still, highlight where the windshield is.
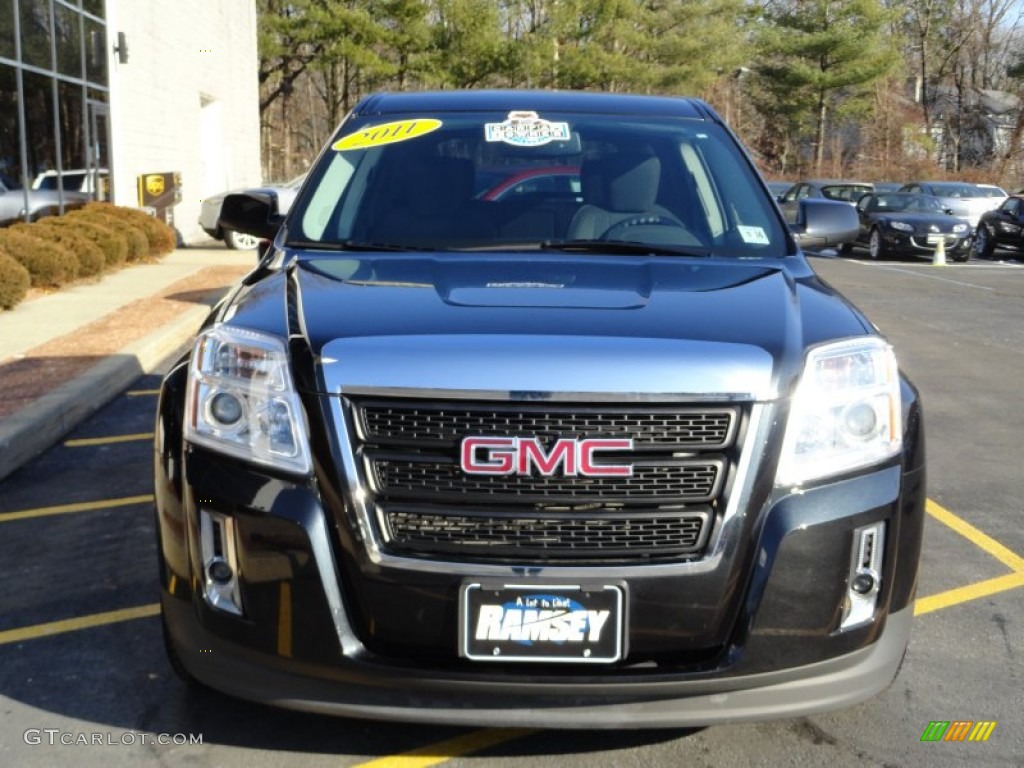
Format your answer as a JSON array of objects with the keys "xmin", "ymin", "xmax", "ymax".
[
  {"xmin": 821, "ymin": 184, "xmax": 871, "ymax": 202},
  {"xmin": 288, "ymin": 110, "xmax": 786, "ymax": 257},
  {"xmin": 869, "ymin": 193, "xmax": 944, "ymax": 213}
]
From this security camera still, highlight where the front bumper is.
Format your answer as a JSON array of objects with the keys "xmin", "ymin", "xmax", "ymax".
[
  {"xmin": 881, "ymin": 231, "xmax": 970, "ymax": 255},
  {"xmin": 163, "ymin": 596, "xmax": 911, "ymax": 728},
  {"xmin": 158, "ymin": 450, "xmax": 924, "ymax": 726}
]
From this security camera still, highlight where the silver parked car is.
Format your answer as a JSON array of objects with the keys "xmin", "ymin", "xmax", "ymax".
[
  {"xmin": 897, "ymin": 181, "xmax": 992, "ymax": 229},
  {"xmin": 199, "ymin": 173, "xmax": 306, "ymax": 249},
  {"xmin": 0, "ymin": 174, "xmax": 90, "ymax": 226},
  {"xmin": 776, "ymin": 179, "xmax": 874, "ymax": 225}
]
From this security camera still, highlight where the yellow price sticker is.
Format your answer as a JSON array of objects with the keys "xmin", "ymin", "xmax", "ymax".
[{"xmin": 332, "ymin": 118, "xmax": 442, "ymax": 151}]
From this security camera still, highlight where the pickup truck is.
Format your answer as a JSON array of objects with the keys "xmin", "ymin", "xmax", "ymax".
[{"xmin": 154, "ymin": 89, "xmax": 925, "ymax": 728}]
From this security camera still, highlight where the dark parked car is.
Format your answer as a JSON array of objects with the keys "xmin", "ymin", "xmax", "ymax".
[
  {"xmin": 844, "ymin": 192, "xmax": 972, "ymax": 261},
  {"xmin": 974, "ymin": 194, "xmax": 1024, "ymax": 259},
  {"xmin": 156, "ymin": 90, "xmax": 923, "ymax": 729},
  {"xmin": 777, "ymin": 179, "xmax": 873, "ymax": 224}
]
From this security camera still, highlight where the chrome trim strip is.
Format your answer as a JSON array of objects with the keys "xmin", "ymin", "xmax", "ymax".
[
  {"xmin": 321, "ymin": 335, "xmax": 778, "ymax": 401},
  {"xmin": 301, "ymin": 501, "xmax": 364, "ymax": 656},
  {"xmin": 325, "ymin": 394, "xmax": 773, "ymax": 578},
  {"xmin": 336, "ymin": 386, "xmax": 754, "ymax": 403}
]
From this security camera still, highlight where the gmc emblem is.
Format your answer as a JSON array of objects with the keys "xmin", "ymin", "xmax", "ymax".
[{"xmin": 460, "ymin": 436, "xmax": 633, "ymax": 477}]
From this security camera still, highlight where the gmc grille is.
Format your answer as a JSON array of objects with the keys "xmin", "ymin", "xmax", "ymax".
[{"xmin": 347, "ymin": 399, "xmax": 743, "ymax": 563}]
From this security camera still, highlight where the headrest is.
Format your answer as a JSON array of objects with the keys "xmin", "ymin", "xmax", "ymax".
[
  {"xmin": 581, "ymin": 153, "xmax": 661, "ymax": 212},
  {"xmin": 407, "ymin": 157, "xmax": 474, "ymax": 216}
]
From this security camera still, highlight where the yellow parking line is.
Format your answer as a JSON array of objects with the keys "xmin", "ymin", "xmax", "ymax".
[
  {"xmin": 0, "ymin": 603, "xmax": 160, "ymax": 646},
  {"xmin": 915, "ymin": 571, "xmax": 1024, "ymax": 616},
  {"xmin": 0, "ymin": 494, "xmax": 154, "ymax": 523},
  {"xmin": 125, "ymin": 389, "xmax": 160, "ymax": 396},
  {"xmin": 351, "ymin": 728, "xmax": 535, "ymax": 768},
  {"xmin": 64, "ymin": 432, "xmax": 154, "ymax": 447},
  {"xmin": 926, "ymin": 499, "xmax": 1024, "ymax": 572}
]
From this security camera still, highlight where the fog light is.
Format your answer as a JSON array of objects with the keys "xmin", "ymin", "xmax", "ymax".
[
  {"xmin": 199, "ymin": 509, "xmax": 242, "ymax": 616},
  {"xmin": 851, "ymin": 572, "xmax": 876, "ymax": 595},
  {"xmin": 208, "ymin": 558, "xmax": 233, "ymax": 584},
  {"xmin": 839, "ymin": 522, "xmax": 885, "ymax": 631}
]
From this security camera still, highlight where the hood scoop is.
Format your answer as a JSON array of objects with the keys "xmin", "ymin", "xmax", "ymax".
[{"xmin": 445, "ymin": 283, "xmax": 646, "ymax": 309}]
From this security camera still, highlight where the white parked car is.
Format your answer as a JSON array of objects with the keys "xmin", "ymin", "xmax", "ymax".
[
  {"xmin": 32, "ymin": 168, "xmax": 109, "ymax": 196},
  {"xmin": 897, "ymin": 181, "xmax": 993, "ymax": 229},
  {"xmin": 199, "ymin": 173, "xmax": 306, "ymax": 249},
  {"xmin": 974, "ymin": 183, "xmax": 1008, "ymax": 209}
]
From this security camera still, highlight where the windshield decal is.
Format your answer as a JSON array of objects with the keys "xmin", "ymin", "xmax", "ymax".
[
  {"xmin": 332, "ymin": 118, "xmax": 443, "ymax": 151},
  {"xmin": 737, "ymin": 225, "xmax": 770, "ymax": 245},
  {"xmin": 485, "ymin": 111, "xmax": 571, "ymax": 147}
]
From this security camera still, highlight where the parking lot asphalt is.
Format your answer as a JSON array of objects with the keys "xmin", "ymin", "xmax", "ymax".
[{"xmin": 0, "ymin": 252, "xmax": 1021, "ymax": 767}]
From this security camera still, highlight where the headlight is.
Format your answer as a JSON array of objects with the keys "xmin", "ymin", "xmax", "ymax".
[
  {"xmin": 952, "ymin": 223, "xmax": 968, "ymax": 233},
  {"xmin": 887, "ymin": 221, "xmax": 913, "ymax": 232},
  {"xmin": 776, "ymin": 338, "xmax": 902, "ymax": 487},
  {"xmin": 185, "ymin": 326, "xmax": 312, "ymax": 474}
]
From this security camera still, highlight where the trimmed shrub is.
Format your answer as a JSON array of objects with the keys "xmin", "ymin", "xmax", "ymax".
[
  {"xmin": 0, "ymin": 228, "xmax": 79, "ymax": 287},
  {"xmin": 63, "ymin": 215, "xmax": 128, "ymax": 269},
  {"xmin": 0, "ymin": 245, "xmax": 31, "ymax": 310},
  {"xmin": 10, "ymin": 219, "xmax": 106, "ymax": 277},
  {"xmin": 86, "ymin": 202, "xmax": 176, "ymax": 255},
  {"xmin": 73, "ymin": 208, "xmax": 149, "ymax": 262}
]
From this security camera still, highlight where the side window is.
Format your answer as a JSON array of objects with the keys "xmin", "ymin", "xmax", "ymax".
[{"xmin": 1004, "ymin": 198, "xmax": 1020, "ymax": 217}]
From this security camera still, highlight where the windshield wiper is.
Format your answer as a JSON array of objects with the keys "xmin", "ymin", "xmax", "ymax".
[
  {"xmin": 540, "ymin": 239, "xmax": 712, "ymax": 258},
  {"xmin": 286, "ymin": 239, "xmax": 429, "ymax": 252}
]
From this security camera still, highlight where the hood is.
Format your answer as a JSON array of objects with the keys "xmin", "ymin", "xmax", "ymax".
[
  {"xmin": 269, "ymin": 253, "xmax": 870, "ymax": 400},
  {"xmin": 873, "ymin": 212, "xmax": 967, "ymax": 231}
]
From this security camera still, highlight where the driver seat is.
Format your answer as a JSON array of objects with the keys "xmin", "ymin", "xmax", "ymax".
[{"xmin": 566, "ymin": 153, "xmax": 681, "ymax": 241}]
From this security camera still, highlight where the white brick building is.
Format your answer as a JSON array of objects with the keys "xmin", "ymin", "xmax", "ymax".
[{"xmin": 1, "ymin": 0, "xmax": 260, "ymax": 244}]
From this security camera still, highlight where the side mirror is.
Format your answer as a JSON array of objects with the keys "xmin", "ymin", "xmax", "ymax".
[
  {"xmin": 219, "ymin": 192, "xmax": 285, "ymax": 241},
  {"xmin": 945, "ymin": 208, "xmax": 955, "ymax": 216},
  {"xmin": 789, "ymin": 199, "xmax": 859, "ymax": 249}
]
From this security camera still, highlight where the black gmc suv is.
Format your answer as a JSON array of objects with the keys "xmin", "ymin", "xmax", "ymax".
[{"xmin": 154, "ymin": 90, "xmax": 925, "ymax": 727}]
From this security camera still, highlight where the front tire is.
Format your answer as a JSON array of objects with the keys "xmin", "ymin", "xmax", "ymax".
[
  {"xmin": 974, "ymin": 226, "xmax": 995, "ymax": 260},
  {"xmin": 223, "ymin": 228, "xmax": 261, "ymax": 250},
  {"xmin": 868, "ymin": 228, "xmax": 886, "ymax": 260}
]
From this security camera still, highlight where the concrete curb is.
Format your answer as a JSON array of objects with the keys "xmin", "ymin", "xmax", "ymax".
[{"xmin": 0, "ymin": 302, "xmax": 211, "ymax": 482}]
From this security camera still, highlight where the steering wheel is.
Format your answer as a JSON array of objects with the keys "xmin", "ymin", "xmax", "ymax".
[{"xmin": 598, "ymin": 214, "xmax": 689, "ymax": 241}]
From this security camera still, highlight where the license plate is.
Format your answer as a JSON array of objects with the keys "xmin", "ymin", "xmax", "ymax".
[
  {"xmin": 460, "ymin": 582, "xmax": 623, "ymax": 663},
  {"xmin": 926, "ymin": 235, "xmax": 944, "ymax": 244}
]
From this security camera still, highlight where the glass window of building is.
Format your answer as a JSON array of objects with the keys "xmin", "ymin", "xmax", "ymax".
[
  {"xmin": 1, "ymin": 0, "xmax": 109, "ymax": 221},
  {"xmin": 19, "ymin": 0, "xmax": 53, "ymax": 70},
  {"xmin": 1, "ymin": 65, "xmax": 19, "ymax": 187},
  {"xmin": 55, "ymin": 3, "xmax": 83, "ymax": 78},
  {"xmin": 1, "ymin": 0, "xmax": 16, "ymax": 61}
]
